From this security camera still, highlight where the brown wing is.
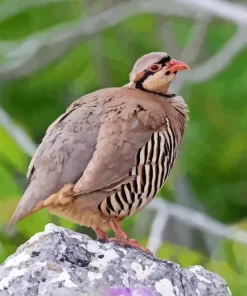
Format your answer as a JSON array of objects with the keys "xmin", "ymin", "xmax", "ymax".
[
  {"xmin": 10, "ymin": 87, "xmax": 170, "ymax": 224},
  {"xmin": 73, "ymin": 87, "xmax": 169, "ymax": 195},
  {"xmin": 10, "ymin": 90, "xmax": 103, "ymax": 224}
]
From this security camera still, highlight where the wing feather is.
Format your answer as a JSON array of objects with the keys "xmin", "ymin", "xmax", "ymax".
[{"xmin": 73, "ymin": 88, "xmax": 169, "ymax": 195}]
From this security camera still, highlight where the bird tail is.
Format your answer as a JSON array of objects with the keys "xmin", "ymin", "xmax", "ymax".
[
  {"xmin": 8, "ymin": 185, "xmax": 46, "ymax": 228},
  {"xmin": 8, "ymin": 183, "xmax": 75, "ymax": 229}
]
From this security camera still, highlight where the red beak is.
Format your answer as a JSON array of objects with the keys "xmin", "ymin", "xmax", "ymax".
[{"xmin": 167, "ymin": 59, "xmax": 190, "ymax": 73}]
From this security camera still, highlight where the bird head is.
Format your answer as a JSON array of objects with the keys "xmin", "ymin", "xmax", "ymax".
[{"xmin": 129, "ymin": 52, "xmax": 190, "ymax": 96}]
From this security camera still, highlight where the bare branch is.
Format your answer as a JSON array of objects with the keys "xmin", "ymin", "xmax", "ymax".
[
  {"xmin": 0, "ymin": 0, "xmax": 77, "ymax": 23},
  {"xmin": 179, "ymin": 17, "xmax": 210, "ymax": 64},
  {"xmin": 147, "ymin": 208, "xmax": 170, "ymax": 254},
  {"xmin": 183, "ymin": 27, "xmax": 247, "ymax": 83},
  {"xmin": 0, "ymin": 1, "xmax": 195, "ymax": 81},
  {"xmin": 170, "ymin": 16, "xmax": 210, "ymax": 92},
  {"xmin": 177, "ymin": 0, "xmax": 247, "ymax": 26},
  {"xmin": 159, "ymin": 20, "xmax": 180, "ymax": 57},
  {"xmin": 148, "ymin": 199, "xmax": 247, "ymax": 246},
  {"xmin": 1, "ymin": 0, "xmax": 247, "ymax": 80},
  {"xmin": 0, "ymin": 107, "xmax": 36, "ymax": 156}
]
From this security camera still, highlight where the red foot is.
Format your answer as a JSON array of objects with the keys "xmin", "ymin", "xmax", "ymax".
[
  {"xmin": 106, "ymin": 217, "xmax": 151, "ymax": 254},
  {"xmin": 109, "ymin": 237, "xmax": 152, "ymax": 254}
]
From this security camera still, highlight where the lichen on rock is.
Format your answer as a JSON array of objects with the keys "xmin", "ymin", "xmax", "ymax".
[{"xmin": 0, "ymin": 223, "xmax": 231, "ymax": 296}]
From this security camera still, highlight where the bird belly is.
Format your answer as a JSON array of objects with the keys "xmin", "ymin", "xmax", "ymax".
[
  {"xmin": 99, "ymin": 128, "xmax": 178, "ymax": 218},
  {"xmin": 41, "ymin": 190, "xmax": 113, "ymax": 231},
  {"xmin": 48, "ymin": 207, "xmax": 110, "ymax": 230}
]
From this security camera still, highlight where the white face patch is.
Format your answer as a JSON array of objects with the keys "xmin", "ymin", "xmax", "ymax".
[{"xmin": 142, "ymin": 67, "xmax": 176, "ymax": 94}]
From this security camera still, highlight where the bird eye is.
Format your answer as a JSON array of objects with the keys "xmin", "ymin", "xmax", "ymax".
[{"xmin": 148, "ymin": 64, "xmax": 162, "ymax": 72}]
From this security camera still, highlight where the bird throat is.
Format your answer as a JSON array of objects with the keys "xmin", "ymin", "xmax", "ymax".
[
  {"xmin": 134, "ymin": 73, "xmax": 175, "ymax": 98},
  {"xmin": 135, "ymin": 81, "xmax": 176, "ymax": 98}
]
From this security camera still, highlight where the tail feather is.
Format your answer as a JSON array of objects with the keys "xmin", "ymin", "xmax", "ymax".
[
  {"xmin": 8, "ymin": 183, "xmax": 75, "ymax": 228},
  {"xmin": 8, "ymin": 185, "xmax": 46, "ymax": 228}
]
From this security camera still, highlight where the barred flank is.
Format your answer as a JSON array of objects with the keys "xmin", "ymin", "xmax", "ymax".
[{"xmin": 99, "ymin": 117, "xmax": 179, "ymax": 217}]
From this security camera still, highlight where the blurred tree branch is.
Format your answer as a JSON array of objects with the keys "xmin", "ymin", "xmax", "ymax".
[
  {"xmin": 0, "ymin": 0, "xmax": 77, "ymax": 23},
  {"xmin": 159, "ymin": 20, "xmax": 180, "ymax": 56},
  {"xmin": 177, "ymin": 0, "xmax": 247, "ymax": 25},
  {"xmin": 147, "ymin": 208, "xmax": 169, "ymax": 254},
  {"xmin": 148, "ymin": 199, "xmax": 247, "ymax": 250},
  {"xmin": 171, "ymin": 16, "xmax": 211, "ymax": 91},
  {"xmin": 179, "ymin": 18, "xmax": 210, "ymax": 64},
  {"xmin": 183, "ymin": 27, "xmax": 247, "ymax": 83},
  {"xmin": 0, "ymin": 0, "xmax": 247, "ymax": 80},
  {"xmin": 0, "ymin": 108, "xmax": 36, "ymax": 156}
]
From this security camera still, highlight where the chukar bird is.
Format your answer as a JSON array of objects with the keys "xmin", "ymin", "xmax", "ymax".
[{"xmin": 10, "ymin": 52, "xmax": 189, "ymax": 253}]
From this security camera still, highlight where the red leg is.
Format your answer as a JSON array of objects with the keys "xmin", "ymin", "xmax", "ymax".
[
  {"xmin": 109, "ymin": 218, "xmax": 128, "ymax": 240},
  {"xmin": 108, "ymin": 218, "xmax": 151, "ymax": 254},
  {"xmin": 95, "ymin": 227, "xmax": 109, "ymax": 242}
]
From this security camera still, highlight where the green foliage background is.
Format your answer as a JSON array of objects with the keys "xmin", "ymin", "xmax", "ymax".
[{"xmin": 0, "ymin": 0, "xmax": 247, "ymax": 294}]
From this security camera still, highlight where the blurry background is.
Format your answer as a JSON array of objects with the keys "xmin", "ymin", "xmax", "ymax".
[{"xmin": 1, "ymin": 0, "xmax": 247, "ymax": 294}]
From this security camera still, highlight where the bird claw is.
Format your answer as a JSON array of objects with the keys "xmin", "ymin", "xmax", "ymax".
[
  {"xmin": 97, "ymin": 237, "xmax": 109, "ymax": 243},
  {"xmin": 106, "ymin": 217, "xmax": 151, "ymax": 254},
  {"xmin": 109, "ymin": 237, "xmax": 152, "ymax": 254}
]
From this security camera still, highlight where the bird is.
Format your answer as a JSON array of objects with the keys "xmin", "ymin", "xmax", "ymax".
[{"xmin": 9, "ymin": 52, "xmax": 190, "ymax": 253}]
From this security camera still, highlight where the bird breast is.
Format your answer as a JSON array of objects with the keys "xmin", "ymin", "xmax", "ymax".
[{"xmin": 98, "ymin": 117, "xmax": 179, "ymax": 217}]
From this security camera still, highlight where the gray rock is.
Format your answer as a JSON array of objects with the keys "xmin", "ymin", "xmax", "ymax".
[{"xmin": 0, "ymin": 223, "xmax": 231, "ymax": 296}]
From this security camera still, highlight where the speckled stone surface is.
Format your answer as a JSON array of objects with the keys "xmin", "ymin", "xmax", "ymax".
[{"xmin": 0, "ymin": 224, "xmax": 231, "ymax": 296}]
